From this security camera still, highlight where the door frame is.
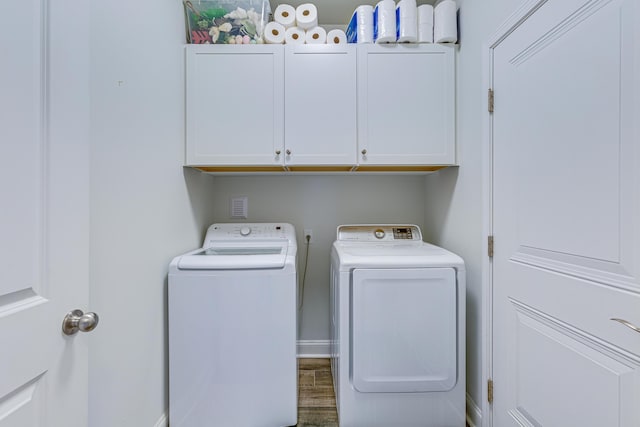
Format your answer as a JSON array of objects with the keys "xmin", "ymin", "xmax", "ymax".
[{"xmin": 481, "ymin": 1, "xmax": 550, "ymax": 427}]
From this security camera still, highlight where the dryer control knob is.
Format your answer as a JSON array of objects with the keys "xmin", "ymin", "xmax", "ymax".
[
  {"xmin": 240, "ymin": 226, "xmax": 251, "ymax": 236},
  {"xmin": 374, "ymin": 229, "xmax": 385, "ymax": 239}
]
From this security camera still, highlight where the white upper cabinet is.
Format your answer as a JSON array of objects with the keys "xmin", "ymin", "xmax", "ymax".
[
  {"xmin": 185, "ymin": 45, "xmax": 284, "ymax": 167},
  {"xmin": 184, "ymin": 44, "xmax": 456, "ymax": 172},
  {"xmin": 357, "ymin": 44, "xmax": 455, "ymax": 166},
  {"xmin": 284, "ymin": 45, "xmax": 357, "ymax": 168}
]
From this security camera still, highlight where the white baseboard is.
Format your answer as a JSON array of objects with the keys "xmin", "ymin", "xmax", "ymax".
[
  {"xmin": 297, "ymin": 340, "xmax": 330, "ymax": 358},
  {"xmin": 154, "ymin": 412, "xmax": 168, "ymax": 427},
  {"xmin": 466, "ymin": 393, "xmax": 482, "ymax": 427}
]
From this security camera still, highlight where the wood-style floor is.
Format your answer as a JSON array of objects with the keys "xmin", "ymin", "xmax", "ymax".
[
  {"xmin": 295, "ymin": 358, "xmax": 470, "ymax": 427},
  {"xmin": 297, "ymin": 358, "xmax": 339, "ymax": 427}
]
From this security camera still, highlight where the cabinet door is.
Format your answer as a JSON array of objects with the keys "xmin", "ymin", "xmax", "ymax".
[
  {"xmin": 185, "ymin": 46, "xmax": 284, "ymax": 166},
  {"xmin": 284, "ymin": 45, "xmax": 357, "ymax": 167},
  {"xmin": 358, "ymin": 45, "xmax": 455, "ymax": 165}
]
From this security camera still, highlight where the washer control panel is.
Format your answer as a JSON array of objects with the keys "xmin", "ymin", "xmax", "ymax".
[
  {"xmin": 203, "ymin": 223, "xmax": 296, "ymax": 245},
  {"xmin": 337, "ymin": 225, "xmax": 422, "ymax": 242}
]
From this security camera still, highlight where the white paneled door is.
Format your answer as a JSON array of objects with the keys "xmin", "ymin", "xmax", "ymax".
[
  {"xmin": 0, "ymin": 0, "xmax": 90, "ymax": 425},
  {"xmin": 491, "ymin": 0, "xmax": 640, "ymax": 426}
]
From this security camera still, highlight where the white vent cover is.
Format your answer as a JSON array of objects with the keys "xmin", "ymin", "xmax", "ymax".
[{"xmin": 230, "ymin": 196, "xmax": 248, "ymax": 219}]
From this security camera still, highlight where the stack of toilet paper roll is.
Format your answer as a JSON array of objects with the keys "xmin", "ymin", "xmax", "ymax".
[
  {"xmin": 264, "ymin": 3, "xmax": 347, "ymax": 44},
  {"xmin": 345, "ymin": 0, "xmax": 458, "ymax": 44}
]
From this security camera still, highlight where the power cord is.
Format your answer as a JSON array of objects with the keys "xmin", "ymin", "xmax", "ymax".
[{"xmin": 298, "ymin": 234, "xmax": 311, "ymax": 311}]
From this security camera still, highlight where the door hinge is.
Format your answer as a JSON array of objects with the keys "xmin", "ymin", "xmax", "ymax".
[
  {"xmin": 488, "ymin": 88, "xmax": 494, "ymax": 113},
  {"xmin": 488, "ymin": 379, "xmax": 494, "ymax": 404},
  {"xmin": 488, "ymin": 235, "xmax": 494, "ymax": 258}
]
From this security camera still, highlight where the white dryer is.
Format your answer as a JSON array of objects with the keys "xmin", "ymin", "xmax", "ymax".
[
  {"xmin": 169, "ymin": 223, "xmax": 297, "ymax": 427},
  {"xmin": 330, "ymin": 224, "xmax": 465, "ymax": 427}
]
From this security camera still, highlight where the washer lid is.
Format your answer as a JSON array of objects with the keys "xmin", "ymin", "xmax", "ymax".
[{"xmin": 176, "ymin": 241, "xmax": 289, "ymax": 270}]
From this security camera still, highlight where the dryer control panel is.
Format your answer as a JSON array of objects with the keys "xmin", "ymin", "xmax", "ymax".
[{"xmin": 336, "ymin": 225, "xmax": 422, "ymax": 242}]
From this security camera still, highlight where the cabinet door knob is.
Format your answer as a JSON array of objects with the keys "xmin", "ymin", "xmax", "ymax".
[
  {"xmin": 361, "ymin": 149, "xmax": 367, "ymax": 156},
  {"xmin": 275, "ymin": 150, "xmax": 281, "ymax": 155},
  {"xmin": 286, "ymin": 149, "xmax": 292, "ymax": 155}
]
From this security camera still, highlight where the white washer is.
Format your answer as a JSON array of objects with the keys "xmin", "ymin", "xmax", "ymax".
[
  {"xmin": 169, "ymin": 223, "xmax": 297, "ymax": 427},
  {"xmin": 330, "ymin": 224, "xmax": 466, "ymax": 427}
]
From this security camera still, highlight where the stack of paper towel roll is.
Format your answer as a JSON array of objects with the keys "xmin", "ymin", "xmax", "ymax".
[
  {"xmin": 433, "ymin": 0, "xmax": 458, "ymax": 43},
  {"xmin": 345, "ymin": 0, "xmax": 458, "ymax": 44},
  {"xmin": 264, "ymin": 3, "xmax": 347, "ymax": 44}
]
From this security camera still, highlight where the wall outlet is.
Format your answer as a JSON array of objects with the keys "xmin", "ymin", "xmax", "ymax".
[{"xmin": 304, "ymin": 229, "xmax": 313, "ymax": 244}]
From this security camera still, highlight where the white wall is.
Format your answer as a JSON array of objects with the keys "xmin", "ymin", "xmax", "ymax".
[
  {"xmin": 88, "ymin": 0, "xmax": 217, "ymax": 425},
  {"xmin": 210, "ymin": 175, "xmax": 428, "ymax": 342},
  {"xmin": 423, "ymin": 0, "xmax": 524, "ymax": 422}
]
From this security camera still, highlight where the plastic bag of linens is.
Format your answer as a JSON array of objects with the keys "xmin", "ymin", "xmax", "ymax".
[{"xmin": 183, "ymin": 0, "xmax": 271, "ymax": 44}]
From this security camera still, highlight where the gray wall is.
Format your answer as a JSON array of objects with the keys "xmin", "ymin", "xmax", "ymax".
[
  {"xmin": 423, "ymin": 0, "xmax": 523, "ymax": 420},
  {"xmin": 88, "ymin": 0, "xmax": 216, "ymax": 425},
  {"xmin": 210, "ymin": 175, "xmax": 427, "ymax": 341},
  {"xmin": 87, "ymin": 0, "xmax": 523, "ymax": 424}
]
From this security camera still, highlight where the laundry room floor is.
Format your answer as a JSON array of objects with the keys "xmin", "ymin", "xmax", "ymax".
[
  {"xmin": 296, "ymin": 358, "xmax": 471, "ymax": 427},
  {"xmin": 297, "ymin": 358, "xmax": 339, "ymax": 427}
]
